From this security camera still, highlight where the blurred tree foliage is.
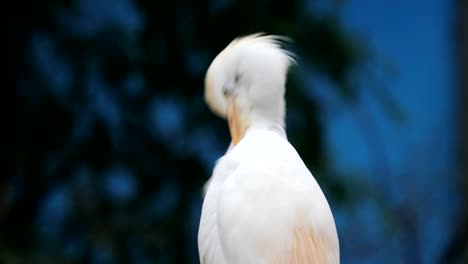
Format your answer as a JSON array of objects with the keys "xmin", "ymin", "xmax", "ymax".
[{"xmin": 9, "ymin": 0, "xmax": 377, "ymax": 263}]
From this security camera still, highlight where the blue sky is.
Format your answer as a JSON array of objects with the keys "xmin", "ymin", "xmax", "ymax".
[
  {"xmin": 323, "ymin": 0, "xmax": 459, "ymax": 262},
  {"xmin": 329, "ymin": 0, "xmax": 456, "ymax": 170}
]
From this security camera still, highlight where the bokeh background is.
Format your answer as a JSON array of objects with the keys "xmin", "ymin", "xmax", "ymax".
[{"xmin": 9, "ymin": 0, "xmax": 468, "ymax": 263}]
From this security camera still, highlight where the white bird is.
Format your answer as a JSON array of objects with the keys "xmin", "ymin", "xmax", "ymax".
[{"xmin": 198, "ymin": 33, "xmax": 339, "ymax": 264}]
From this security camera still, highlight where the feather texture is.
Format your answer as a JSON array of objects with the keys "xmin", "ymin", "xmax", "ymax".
[{"xmin": 198, "ymin": 33, "xmax": 339, "ymax": 264}]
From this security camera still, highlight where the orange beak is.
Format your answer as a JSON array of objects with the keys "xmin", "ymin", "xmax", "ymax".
[{"xmin": 227, "ymin": 97, "xmax": 245, "ymax": 145}]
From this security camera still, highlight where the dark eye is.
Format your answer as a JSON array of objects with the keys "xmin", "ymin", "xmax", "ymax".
[
  {"xmin": 234, "ymin": 73, "xmax": 241, "ymax": 84},
  {"xmin": 223, "ymin": 87, "xmax": 230, "ymax": 97}
]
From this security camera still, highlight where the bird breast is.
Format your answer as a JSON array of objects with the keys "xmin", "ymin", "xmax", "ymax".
[{"xmin": 199, "ymin": 128, "xmax": 339, "ymax": 264}]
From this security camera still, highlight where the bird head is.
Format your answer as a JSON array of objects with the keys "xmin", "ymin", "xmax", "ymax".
[{"xmin": 204, "ymin": 33, "xmax": 296, "ymax": 145}]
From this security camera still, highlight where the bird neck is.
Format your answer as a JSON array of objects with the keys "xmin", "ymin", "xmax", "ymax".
[
  {"xmin": 226, "ymin": 106, "xmax": 287, "ymax": 153},
  {"xmin": 248, "ymin": 100, "xmax": 287, "ymax": 139},
  {"xmin": 248, "ymin": 118, "xmax": 287, "ymax": 139}
]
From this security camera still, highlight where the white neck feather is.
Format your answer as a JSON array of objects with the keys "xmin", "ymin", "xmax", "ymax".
[{"xmin": 248, "ymin": 97, "xmax": 287, "ymax": 139}]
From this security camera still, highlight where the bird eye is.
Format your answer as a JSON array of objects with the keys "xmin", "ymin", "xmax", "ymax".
[
  {"xmin": 234, "ymin": 73, "xmax": 241, "ymax": 84},
  {"xmin": 223, "ymin": 87, "xmax": 230, "ymax": 97}
]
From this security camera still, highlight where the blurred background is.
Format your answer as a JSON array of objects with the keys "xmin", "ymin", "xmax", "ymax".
[{"xmin": 8, "ymin": 0, "xmax": 468, "ymax": 263}]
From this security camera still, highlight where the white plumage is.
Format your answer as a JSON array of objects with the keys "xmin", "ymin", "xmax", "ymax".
[{"xmin": 198, "ymin": 33, "xmax": 339, "ymax": 264}]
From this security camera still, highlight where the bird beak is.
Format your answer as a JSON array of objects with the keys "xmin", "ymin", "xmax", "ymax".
[{"xmin": 227, "ymin": 97, "xmax": 245, "ymax": 146}]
